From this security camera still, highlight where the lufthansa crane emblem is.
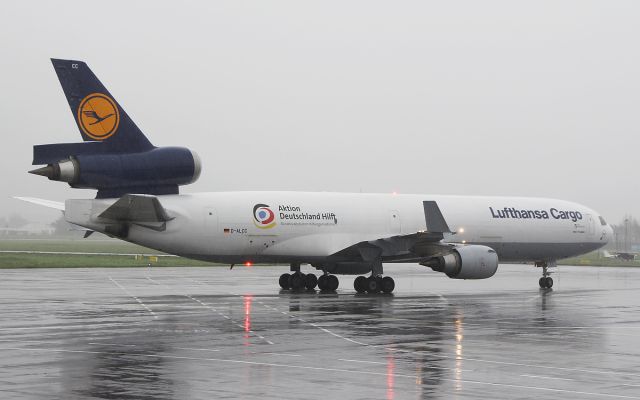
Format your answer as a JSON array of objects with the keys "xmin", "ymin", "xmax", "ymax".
[{"xmin": 77, "ymin": 93, "xmax": 120, "ymax": 140}]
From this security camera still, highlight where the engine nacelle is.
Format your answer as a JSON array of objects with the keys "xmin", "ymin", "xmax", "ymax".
[
  {"xmin": 423, "ymin": 245, "xmax": 499, "ymax": 279},
  {"xmin": 30, "ymin": 147, "xmax": 201, "ymax": 198}
]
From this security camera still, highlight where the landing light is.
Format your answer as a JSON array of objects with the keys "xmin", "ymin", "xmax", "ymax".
[{"xmin": 458, "ymin": 228, "xmax": 465, "ymax": 233}]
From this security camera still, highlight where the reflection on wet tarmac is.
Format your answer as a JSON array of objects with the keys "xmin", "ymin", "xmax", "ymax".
[{"xmin": 0, "ymin": 264, "xmax": 639, "ymax": 399}]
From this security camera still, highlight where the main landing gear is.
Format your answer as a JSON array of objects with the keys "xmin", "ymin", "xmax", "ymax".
[
  {"xmin": 536, "ymin": 260, "xmax": 556, "ymax": 289},
  {"xmin": 353, "ymin": 275, "xmax": 395, "ymax": 294},
  {"xmin": 279, "ymin": 264, "xmax": 339, "ymax": 291},
  {"xmin": 279, "ymin": 272, "xmax": 323, "ymax": 290},
  {"xmin": 353, "ymin": 257, "xmax": 395, "ymax": 294},
  {"xmin": 278, "ymin": 263, "xmax": 396, "ymax": 293},
  {"xmin": 278, "ymin": 272, "xmax": 339, "ymax": 291}
]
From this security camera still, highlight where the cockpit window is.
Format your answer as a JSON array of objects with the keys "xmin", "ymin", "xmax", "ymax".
[{"xmin": 599, "ymin": 216, "xmax": 607, "ymax": 226}]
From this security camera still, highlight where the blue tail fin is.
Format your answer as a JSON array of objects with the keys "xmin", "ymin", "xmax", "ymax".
[{"xmin": 50, "ymin": 59, "xmax": 154, "ymax": 152}]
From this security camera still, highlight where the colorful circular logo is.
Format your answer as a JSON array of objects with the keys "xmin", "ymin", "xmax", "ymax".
[
  {"xmin": 253, "ymin": 204, "xmax": 276, "ymax": 229},
  {"xmin": 77, "ymin": 93, "xmax": 120, "ymax": 140}
]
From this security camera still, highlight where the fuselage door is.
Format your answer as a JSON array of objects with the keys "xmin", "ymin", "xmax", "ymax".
[{"xmin": 586, "ymin": 214, "xmax": 595, "ymax": 238}]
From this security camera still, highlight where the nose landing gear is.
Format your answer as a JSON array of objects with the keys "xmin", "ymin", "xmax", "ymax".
[{"xmin": 536, "ymin": 261, "xmax": 556, "ymax": 289}]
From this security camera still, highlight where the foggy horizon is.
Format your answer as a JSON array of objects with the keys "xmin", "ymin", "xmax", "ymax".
[{"xmin": 1, "ymin": 1, "xmax": 638, "ymax": 225}]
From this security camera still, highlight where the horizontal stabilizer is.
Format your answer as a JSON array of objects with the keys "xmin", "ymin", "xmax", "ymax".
[
  {"xmin": 33, "ymin": 142, "xmax": 110, "ymax": 165},
  {"xmin": 98, "ymin": 194, "xmax": 172, "ymax": 223},
  {"xmin": 13, "ymin": 196, "xmax": 65, "ymax": 211}
]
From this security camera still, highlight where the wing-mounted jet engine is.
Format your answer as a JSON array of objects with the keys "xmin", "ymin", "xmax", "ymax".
[
  {"xmin": 419, "ymin": 245, "xmax": 499, "ymax": 279},
  {"xmin": 29, "ymin": 59, "xmax": 201, "ymax": 199}
]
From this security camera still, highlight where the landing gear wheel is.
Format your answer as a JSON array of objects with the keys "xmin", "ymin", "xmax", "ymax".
[
  {"xmin": 381, "ymin": 277, "xmax": 395, "ymax": 294},
  {"xmin": 303, "ymin": 273, "xmax": 318, "ymax": 290},
  {"xmin": 289, "ymin": 272, "xmax": 305, "ymax": 291},
  {"xmin": 539, "ymin": 276, "xmax": 554, "ymax": 289},
  {"xmin": 279, "ymin": 273, "xmax": 291, "ymax": 289},
  {"xmin": 366, "ymin": 277, "xmax": 381, "ymax": 293},
  {"xmin": 354, "ymin": 276, "xmax": 367, "ymax": 293},
  {"xmin": 317, "ymin": 275, "xmax": 328, "ymax": 291},
  {"xmin": 326, "ymin": 275, "xmax": 339, "ymax": 291},
  {"xmin": 545, "ymin": 277, "xmax": 553, "ymax": 288}
]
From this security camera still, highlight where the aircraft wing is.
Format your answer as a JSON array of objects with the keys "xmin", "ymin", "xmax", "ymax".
[
  {"xmin": 328, "ymin": 200, "xmax": 456, "ymax": 262},
  {"xmin": 328, "ymin": 231, "xmax": 455, "ymax": 263}
]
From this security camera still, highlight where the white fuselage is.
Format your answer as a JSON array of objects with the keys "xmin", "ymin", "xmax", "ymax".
[{"xmin": 65, "ymin": 192, "xmax": 612, "ymax": 268}]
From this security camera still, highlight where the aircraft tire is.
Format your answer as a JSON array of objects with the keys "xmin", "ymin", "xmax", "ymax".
[
  {"xmin": 290, "ymin": 272, "xmax": 305, "ymax": 291},
  {"xmin": 545, "ymin": 277, "xmax": 553, "ymax": 288},
  {"xmin": 539, "ymin": 277, "xmax": 546, "ymax": 289},
  {"xmin": 317, "ymin": 275, "xmax": 328, "ymax": 291},
  {"xmin": 381, "ymin": 277, "xmax": 395, "ymax": 294},
  {"xmin": 279, "ymin": 273, "xmax": 291, "ymax": 289},
  {"xmin": 354, "ymin": 276, "xmax": 367, "ymax": 293},
  {"xmin": 326, "ymin": 275, "xmax": 339, "ymax": 291},
  {"xmin": 365, "ymin": 277, "xmax": 380, "ymax": 293},
  {"xmin": 304, "ymin": 273, "xmax": 318, "ymax": 290}
]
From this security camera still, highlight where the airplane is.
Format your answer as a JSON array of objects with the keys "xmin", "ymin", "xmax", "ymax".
[
  {"xmin": 19, "ymin": 59, "xmax": 613, "ymax": 293},
  {"xmin": 602, "ymin": 250, "xmax": 636, "ymax": 261}
]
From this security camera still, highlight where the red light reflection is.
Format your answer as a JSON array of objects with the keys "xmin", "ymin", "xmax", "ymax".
[{"xmin": 387, "ymin": 349, "xmax": 395, "ymax": 400}]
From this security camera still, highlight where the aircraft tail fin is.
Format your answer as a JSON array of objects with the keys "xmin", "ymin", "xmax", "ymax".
[{"xmin": 50, "ymin": 59, "xmax": 154, "ymax": 152}]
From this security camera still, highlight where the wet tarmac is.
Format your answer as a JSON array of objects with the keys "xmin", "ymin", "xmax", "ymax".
[{"xmin": 0, "ymin": 264, "xmax": 639, "ymax": 399}]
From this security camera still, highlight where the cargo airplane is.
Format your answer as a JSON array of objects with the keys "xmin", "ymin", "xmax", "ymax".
[{"xmin": 19, "ymin": 59, "xmax": 613, "ymax": 293}]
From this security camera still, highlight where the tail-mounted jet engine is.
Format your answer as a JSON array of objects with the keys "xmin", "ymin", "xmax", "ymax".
[
  {"xmin": 30, "ymin": 146, "xmax": 201, "ymax": 198},
  {"xmin": 421, "ymin": 245, "xmax": 499, "ymax": 279}
]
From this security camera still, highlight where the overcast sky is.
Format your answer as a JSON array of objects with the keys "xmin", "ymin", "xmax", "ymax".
[{"xmin": 0, "ymin": 1, "xmax": 638, "ymax": 225}]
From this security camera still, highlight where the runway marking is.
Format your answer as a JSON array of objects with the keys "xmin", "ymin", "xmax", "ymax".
[
  {"xmin": 0, "ymin": 250, "xmax": 175, "ymax": 257},
  {"xmin": 388, "ymin": 347, "xmax": 640, "ymax": 379},
  {"xmin": 175, "ymin": 347, "xmax": 220, "ymax": 352},
  {"xmin": 256, "ymin": 299, "xmax": 370, "ymax": 346},
  {"xmin": 262, "ymin": 352, "xmax": 301, "ymax": 357},
  {"xmin": 88, "ymin": 342, "xmax": 138, "ymax": 347},
  {"xmin": 0, "ymin": 339, "xmax": 64, "ymax": 346},
  {"xmin": 0, "ymin": 321, "xmax": 152, "ymax": 331},
  {"xmin": 338, "ymin": 358, "xmax": 385, "ymax": 364},
  {"xmin": 1, "ymin": 346, "xmax": 638, "ymax": 400},
  {"xmin": 108, "ymin": 277, "xmax": 158, "ymax": 319},
  {"xmin": 337, "ymin": 357, "xmax": 471, "ymax": 372},
  {"xmin": 145, "ymin": 276, "xmax": 274, "ymax": 345},
  {"xmin": 520, "ymin": 374, "xmax": 575, "ymax": 381}
]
